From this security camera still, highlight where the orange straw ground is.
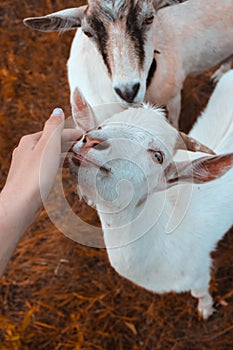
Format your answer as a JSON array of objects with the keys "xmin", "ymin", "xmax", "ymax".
[{"xmin": 0, "ymin": 1, "xmax": 233, "ymax": 349}]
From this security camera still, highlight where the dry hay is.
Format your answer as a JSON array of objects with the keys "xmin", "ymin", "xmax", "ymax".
[{"xmin": 0, "ymin": 1, "xmax": 233, "ymax": 349}]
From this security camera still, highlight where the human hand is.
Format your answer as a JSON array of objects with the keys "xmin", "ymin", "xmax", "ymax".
[
  {"xmin": 1, "ymin": 108, "xmax": 83, "ymax": 224},
  {"xmin": 0, "ymin": 108, "xmax": 83, "ymax": 276}
]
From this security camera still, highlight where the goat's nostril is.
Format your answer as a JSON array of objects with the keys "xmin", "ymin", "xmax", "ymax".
[
  {"xmin": 114, "ymin": 87, "xmax": 125, "ymax": 101},
  {"xmin": 114, "ymin": 82, "xmax": 141, "ymax": 103},
  {"xmin": 92, "ymin": 141, "xmax": 101, "ymax": 148},
  {"xmin": 83, "ymin": 135, "xmax": 109, "ymax": 150},
  {"xmin": 132, "ymin": 82, "xmax": 140, "ymax": 98}
]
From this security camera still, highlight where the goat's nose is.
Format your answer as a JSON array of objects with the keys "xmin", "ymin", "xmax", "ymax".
[
  {"xmin": 82, "ymin": 135, "xmax": 109, "ymax": 150},
  {"xmin": 114, "ymin": 82, "xmax": 140, "ymax": 103}
]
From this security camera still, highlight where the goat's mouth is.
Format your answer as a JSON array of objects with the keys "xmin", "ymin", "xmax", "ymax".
[
  {"xmin": 71, "ymin": 153, "xmax": 111, "ymax": 173},
  {"xmin": 118, "ymin": 100, "xmax": 140, "ymax": 109}
]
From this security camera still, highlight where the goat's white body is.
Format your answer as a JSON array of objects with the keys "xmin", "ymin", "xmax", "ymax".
[
  {"xmin": 72, "ymin": 70, "xmax": 233, "ymax": 318},
  {"xmin": 67, "ymin": 0, "xmax": 233, "ymax": 127},
  {"xmin": 102, "ymin": 177, "xmax": 233, "ymax": 294},
  {"xmin": 103, "ymin": 72, "xmax": 233, "ymax": 293},
  {"xmin": 190, "ymin": 71, "xmax": 233, "ymax": 154}
]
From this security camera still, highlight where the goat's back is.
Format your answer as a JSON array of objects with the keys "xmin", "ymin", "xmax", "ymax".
[
  {"xmin": 189, "ymin": 70, "xmax": 233, "ymax": 154},
  {"xmin": 155, "ymin": 0, "xmax": 233, "ymax": 75}
]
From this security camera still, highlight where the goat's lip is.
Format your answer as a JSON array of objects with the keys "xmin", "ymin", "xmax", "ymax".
[
  {"xmin": 118, "ymin": 100, "xmax": 142, "ymax": 108},
  {"xmin": 71, "ymin": 153, "xmax": 84, "ymax": 167},
  {"xmin": 71, "ymin": 153, "xmax": 111, "ymax": 173}
]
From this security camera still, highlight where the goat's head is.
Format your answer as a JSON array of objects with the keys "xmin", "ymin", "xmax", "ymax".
[
  {"xmin": 24, "ymin": 0, "xmax": 159, "ymax": 106},
  {"xmin": 69, "ymin": 89, "xmax": 233, "ymax": 210}
]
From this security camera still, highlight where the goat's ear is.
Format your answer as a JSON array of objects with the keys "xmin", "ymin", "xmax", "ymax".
[
  {"xmin": 165, "ymin": 154, "xmax": 233, "ymax": 187},
  {"xmin": 23, "ymin": 6, "xmax": 87, "ymax": 32},
  {"xmin": 72, "ymin": 87, "xmax": 97, "ymax": 132},
  {"xmin": 153, "ymin": 0, "xmax": 178, "ymax": 10}
]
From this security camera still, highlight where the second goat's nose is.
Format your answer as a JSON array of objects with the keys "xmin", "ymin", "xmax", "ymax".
[
  {"xmin": 114, "ymin": 82, "xmax": 140, "ymax": 103},
  {"xmin": 82, "ymin": 135, "xmax": 109, "ymax": 150}
]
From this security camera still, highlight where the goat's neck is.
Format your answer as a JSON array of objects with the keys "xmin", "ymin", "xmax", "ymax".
[
  {"xmin": 97, "ymin": 189, "xmax": 172, "ymax": 249},
  {"xmin": 97, "ymin": 181, "xmax": 194, "ymax": 248},
  {"xmin": 96, "ymin": 185, "xmax": 195, "ymax": 290}
]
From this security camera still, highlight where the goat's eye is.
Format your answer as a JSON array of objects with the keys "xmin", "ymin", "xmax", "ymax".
[
  {"xmin": 97, "ymin": 126, "xmax": 102, "ymax": 130},
  {"xmin": 144, "ymin": 16, "xmax": 154, "ymax": 25},
  {"xmin": 152, "ymin": 151, "xmax": 163, "ymax": 164},
  {"xmin": 83, "ymin": 30, "xmax": 93, "ymax": 38}
]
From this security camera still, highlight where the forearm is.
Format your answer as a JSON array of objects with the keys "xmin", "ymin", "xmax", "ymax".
[
  {"xmin": 0, "ymin": 187, "xmax": 40, "ymax": 276},
  {"xmin": 0, "ymin": 109, "xmax": 80, "ymax": 277}
]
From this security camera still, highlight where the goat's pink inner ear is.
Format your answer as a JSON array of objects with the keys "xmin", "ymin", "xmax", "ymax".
[
  {"xmin": 165, "ymin": 153, "xmax": 233, "ymax": 186},
  {"xmin": 72, "ymin": 87, "xmax": 97, "ymax": 131},
  {"xmin": 73, "ymin": 87, "xmax": 89, "ymax": 112},
  {"xmin": 190, "ymin": 153, "xmax": 233, "ymax": 183}
]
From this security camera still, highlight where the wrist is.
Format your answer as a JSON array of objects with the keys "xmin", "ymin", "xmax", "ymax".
[{"xmin": 0, "ymin": 184, "xmax": 41, "ymax": 232}]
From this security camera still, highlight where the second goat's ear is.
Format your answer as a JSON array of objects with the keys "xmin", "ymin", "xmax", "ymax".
[
  {"xmin": 72, "ymin": 87, "xmax": 97, "ymax": 132},
  {"xmin": 23, "ymin": 6, "xmax": 86, "ymax": 32},
  {"xmin": 165, "ymin": 153, "xmax": 233, "ymax": 187}
]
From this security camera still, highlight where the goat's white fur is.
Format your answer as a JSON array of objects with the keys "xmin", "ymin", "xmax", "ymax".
[
  {"xmin": 68, "ymin": 27, "xmax": 125, "ymax": 125},
  {"xmin": 71, "ymin": 70, "xmax": 233, "ymax": 319}
]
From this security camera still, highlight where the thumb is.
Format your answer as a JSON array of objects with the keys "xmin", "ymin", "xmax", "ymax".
[
  {"xmin": 37, "ymin": 108, "xmax": 65, "ymax": 202},
  {"xmin": 39, "ymin": 108, "xmax": 65, "ymax": 145},
  {"xmin": 44, "ymin": 108, "xmax": 65, "ymax": 133}
]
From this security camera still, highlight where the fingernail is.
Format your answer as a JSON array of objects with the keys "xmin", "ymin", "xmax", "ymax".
[{"xmin": 52, "ymin": 108, "xmax": 63, "ymax": 116}]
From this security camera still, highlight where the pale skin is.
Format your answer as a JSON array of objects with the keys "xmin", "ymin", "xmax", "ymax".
[{"xmin": 0, "ymin": 108, "xmax": 82, "ymax": 276}]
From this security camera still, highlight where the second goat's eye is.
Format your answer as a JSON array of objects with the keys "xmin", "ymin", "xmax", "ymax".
[
  {"xmin": 83, "ymin": 30, "xmax": 93, "ymax": 38},
  {"xmin": 144, "ymin": 16, "xmax": 154, "ymax": 25},
  {"xmin": 152, "ymin": 151, "xmax": 163, "ymax": 164}
]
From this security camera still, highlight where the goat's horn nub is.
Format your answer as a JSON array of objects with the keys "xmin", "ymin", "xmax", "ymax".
[{"xmin": 176, "ymin": 132, "xmax": 216, "ymax": 155}]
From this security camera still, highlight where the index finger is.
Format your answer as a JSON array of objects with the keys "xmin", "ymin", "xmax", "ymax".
[
  {"xmin": 61, "ymin": 129, "xmax": 83, "ymax": 153},
  {"xmin": 17, "ymin": 131, "xmax": 43, "ymax": 150},
  {"xmin": 61, "ymin": 128, "xmax": 84, "ymax": 144}
]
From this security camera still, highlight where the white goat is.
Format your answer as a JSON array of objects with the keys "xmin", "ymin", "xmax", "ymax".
[
  {"xmin": 24, "ymin": 0, "xmax": 233, "ymax": 129},
  {"xmin": 70, "ymin": 70, "xmax": 233, "ymax": 320}
]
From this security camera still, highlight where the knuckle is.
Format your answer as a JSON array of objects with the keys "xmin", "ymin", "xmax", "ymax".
[
  {"xmin": 19, "ymin": 134, "xmax": 32, "ymax": 144},
  {"xmin": 12, "ymin": 146, "xmax": 19, "ymax": 157},
  {"xmin": 20, "ymin": 135, "xmax": 28, "ymax": 143}
]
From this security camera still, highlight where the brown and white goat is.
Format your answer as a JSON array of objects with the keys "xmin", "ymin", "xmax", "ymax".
[{"xmin": 24, "ymin": 0, "xmax": 233, "ymax": 129}]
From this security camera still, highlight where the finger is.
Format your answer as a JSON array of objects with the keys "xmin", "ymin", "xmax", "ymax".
[
  {"xmin": 61, "ymin": 128, "xmax": 83, "ymax": 143},
  {"xmin": 62, "ymin": 141, "xmax": 77, "ymax": 153},
  {"xmin": 41, "ymin": 108, "xmax": 65, "ymax": 139},
  {"xmin": 61, "ymin": 130, "xmax": 83, "ymax": 153},
  {"xmin": 17, "ymin": 131, "xmax": 43, "ymax": 149},
  {"xmin": 36, "ymin": 108, "xmax": 65, "ymax": 151},
  {"xmin": 37, "ymin": 109, "xmax": 66, "ymax": 200}
]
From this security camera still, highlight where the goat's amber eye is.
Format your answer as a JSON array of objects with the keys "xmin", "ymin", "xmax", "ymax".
[
  {"xmin": 153, "ymin": 151, "xmax": 163, "ymax": 164},
  {"xmin": 144, "ymin": 16, "xmax": 154, "ymax": 25},
  {"xmin": 83, "ymin": 30, "xmax": 93, "ymax": 38}
]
